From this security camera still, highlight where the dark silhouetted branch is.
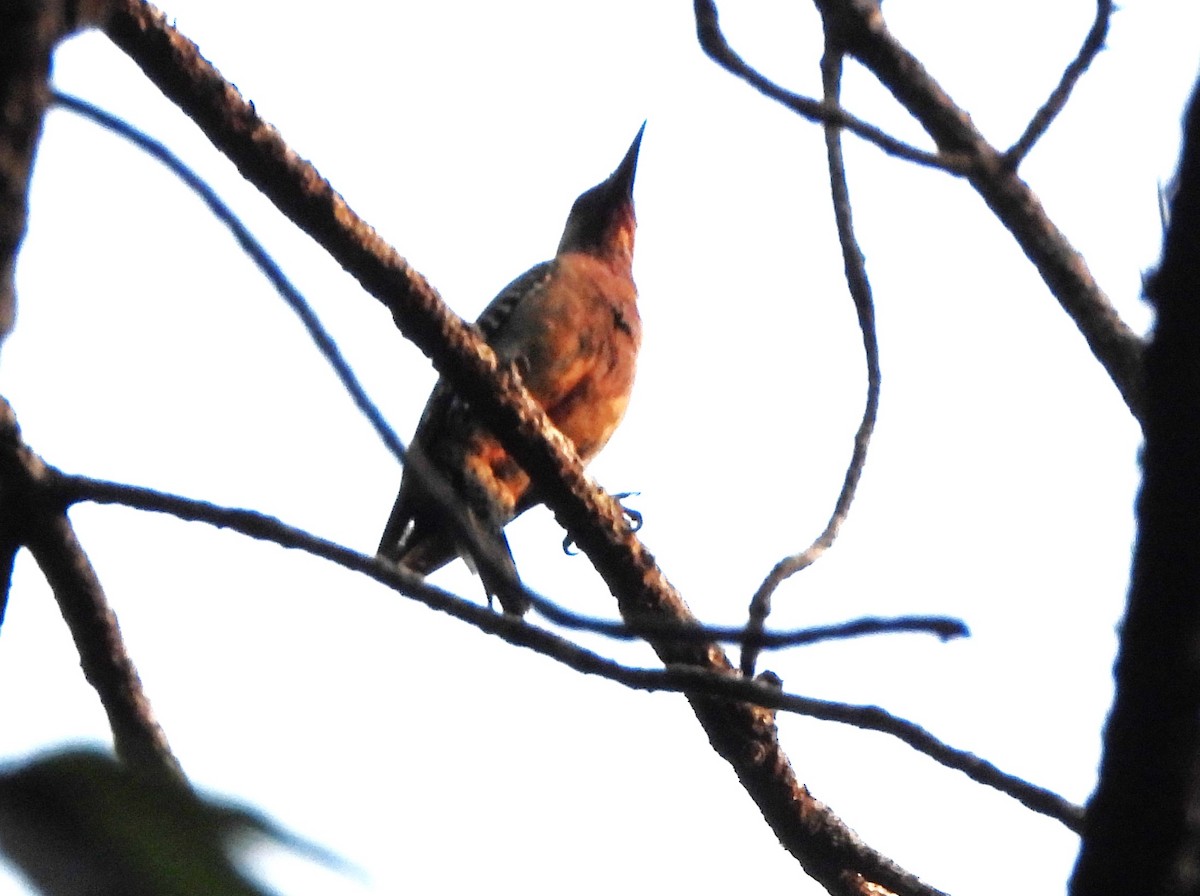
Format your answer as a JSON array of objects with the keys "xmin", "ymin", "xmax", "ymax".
[
  {"xmin": 695, "ymin": 0, "xmax": 1144, "ymax": 419},
  {"xmin": 55, "ymin": 471, "xmax": 1078, "ymax": 834},
  {"xmin": 1071, "ymin": 73, "xmax": 1200, "ymax": 895},
  {"xmin": 50, "ymin": 91, "xmax": 522, "ymax": 605},
  {"xmin": 740, "ymin": 41, "xmax": 883, "ymax": 676},
  {"xmin": 693, "ymin": 0, "xmax": 968, "ymax": 173},
  {"xmin": 810, "ymin": 0, "xmax": 1144, "ymax": 418},
  {"xmin": 533, "ymin": 599, "xmax": 966, "ymax": 649},
  {"xmin": 0, "ymin": 1, "xmax": 102, "ymax": 348},
  {"xmin": 0, "ymin": 398, "xmax": 180, "ymax": 780},
  {"xmin": 1006, "ymin": 1, "xmax": 1113, "ymax": 166}
]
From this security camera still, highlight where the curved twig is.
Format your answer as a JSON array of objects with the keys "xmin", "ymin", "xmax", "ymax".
[
  {"xmin": 51, "ymin": 93, "xmax": 407, "ymax": 465},
  {"xmin": 50, "ymin": 90, "xmax": 522, "ymax": 602},
  {"xmin": 810, "ymin": 0, "xmax": 1144, "ymax": 419},
  {"xmin": 783, "ymin": 691, "xmax": 1085, "ymax": 832},
  {"xmin": 534, "ymin": 598, "xmax": 967, "ymax": 649},
  {"xmin": 695, "ymin": 0, "xmax": 1144, "ymax": 419},
  {"xmin": 53, "ymin": 471, "xmax": 1080, "ymax": 833},
  {"xmin": 693, "ymin": 0, "xmax": 969, "ymax": 174},
  {"xmin": 740, "ymin": 43, "xmax": 882, "ymax": 676},
  {"xmin": 1005, "ymin": 0, "xmax": 1113, "ymax": 166}
]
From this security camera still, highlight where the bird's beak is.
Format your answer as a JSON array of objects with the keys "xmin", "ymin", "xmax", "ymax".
[{"xmin": 609, "ymin": 122, "xmax": 646, "ymax": 200}]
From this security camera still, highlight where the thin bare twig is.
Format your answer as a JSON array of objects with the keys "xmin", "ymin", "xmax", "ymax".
[
  {"xmin": 0, "ymin": 399, "xmax": 180, "ymax": 780},
  {"xmin": 536, "ymin": 598, "xmax": 966, "ymax": 648},
  {"xmin": 50, "ymin": 90, "xmax": 522, "ymax": 605},
  {"xmin": 53, "ymin": 471, "xmax": 1079, "ymax": 832},
  {"xmin": 693, "ymin": 0, "xmax": 969, "ymax": 174},
  {"xmin": 695, "ymin": 0, "xmax": 1144, "ymax": 418},
  {"xmin": 51, "ymin": 93, "xmax": 406, "ymax": 464},
  {"xmin": 809, "ymin": 0, "xmax": 1145, "ymax": 419},
  {"xmin": 787, "ymin": 691, "xmax": 1085, "ymax": 832},
  {"xmin": 739, "ymin": 44, "xmax": 882, "ymax": 677},
  {"xmin": 1005, "ymin": 0, "xmax": 1113, "ymax": 166}
]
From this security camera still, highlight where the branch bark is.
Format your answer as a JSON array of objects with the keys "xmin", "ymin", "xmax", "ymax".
[
  {"xmin": 697, "ymin": 0, "xmax": 1143, "ymax": 418},
  {"xmin": 0, "ymin": 398, "xmax": 180, "ymax": 780}
]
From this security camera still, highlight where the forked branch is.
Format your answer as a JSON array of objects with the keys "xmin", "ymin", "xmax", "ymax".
[{"xmin": 100, "ymin": 3, "xmax": 947, "ymax": 892}]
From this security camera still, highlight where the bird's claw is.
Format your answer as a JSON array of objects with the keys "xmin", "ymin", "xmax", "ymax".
[
  {"xmin": 615, "ymin": 491, "xmax": 643, "ymax": 532},
  {"xmin": 561, "ymin": 490, "xmax": 643, "ymax": 555}
]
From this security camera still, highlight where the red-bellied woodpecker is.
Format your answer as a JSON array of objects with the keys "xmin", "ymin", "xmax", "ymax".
[{"xmin": 378, "ymin": 125, "xmax": 645, "ymax": 615}]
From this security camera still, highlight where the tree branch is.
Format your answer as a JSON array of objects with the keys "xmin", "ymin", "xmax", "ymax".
[
  {"xmin": 694, "ymin": 0, "xmax": 1144, "ymax": 418},
  {"xmin": 809, "ymin": 0, "xmax": 1144, "ymax": 419},
  {"xmin": 740, "ymin": 39, "xmax": 883, "ymax": 677},
  {"xmin": 55, "ymin": 471, "xmax": 1079, "ymax": 834},
  {"xmin": 536, "ymin": 599, "xmax": 966, "ymax": 649},
  {"xmin": 693, "ymin": 0, "xmax": 968, "ymax": 174},
  {"xmin": 0, "ymin": 398, "xmax": 180, "ymax": 780},
  {"xmin": 49, "ymin": 90, "xmax": 523, "ymax": 606},
  {"xmin": 1005, "ymin": 0, "xmax": 1113, "ymax": 166},
  {"xmin": 0, "ymin": 0, "xmax": 101, "ymax": 349}
]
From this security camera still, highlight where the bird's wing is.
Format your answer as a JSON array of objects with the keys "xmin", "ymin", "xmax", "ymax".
[
  {"xmin": 376, "ymin": 262, "xmax": 556, "ymax": 589},
  {"xmin": 475, "ymin": 261, "xmax": 554, "ymax": 340},
  {"xmin": 376, "ymin": 376, "xmax": 477, "ymax": 572}
]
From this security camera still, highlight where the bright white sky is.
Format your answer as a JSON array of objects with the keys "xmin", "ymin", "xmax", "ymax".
[{"xmin": 2, "ymin": 1, "xmax": 1197, "ymax": 893}]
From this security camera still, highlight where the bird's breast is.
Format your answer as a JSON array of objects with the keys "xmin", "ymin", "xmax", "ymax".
[
  {"xmin": 519, "ymin": 254, "xmax": 640, "ymax": 462},
  {"xmin": 463, "ymin": 252, "xmax": 640, "ymax": 515}
]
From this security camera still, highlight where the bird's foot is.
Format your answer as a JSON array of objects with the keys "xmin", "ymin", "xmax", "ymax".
[{"xmin": 561, "ymin": 491, "xmax": 643, "ymax": 555}]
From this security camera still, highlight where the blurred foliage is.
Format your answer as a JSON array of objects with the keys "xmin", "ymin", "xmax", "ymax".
[{"xmin": 0, "ymin": 748, "xmax": 346, "ymax": 896}]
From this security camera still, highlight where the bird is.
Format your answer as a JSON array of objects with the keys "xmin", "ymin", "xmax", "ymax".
[{"xmin": 378, "ymin": 125, "xmax": 645, "ymax": 616}]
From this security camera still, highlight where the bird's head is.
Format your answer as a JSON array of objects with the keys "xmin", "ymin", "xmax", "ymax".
[{"xmin": 556, "ymin": 123, "xmax": 645, "ymax": 266}]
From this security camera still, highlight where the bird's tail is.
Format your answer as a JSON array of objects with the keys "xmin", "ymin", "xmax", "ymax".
[{"xmin": 377, "ymin": 473, "xmax": 529, "ymax": 616}]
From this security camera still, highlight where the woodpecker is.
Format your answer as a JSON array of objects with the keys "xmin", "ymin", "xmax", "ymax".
[{"xmin": 378, "ymin": 125, "xmax": 645, "ymax": 616}]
